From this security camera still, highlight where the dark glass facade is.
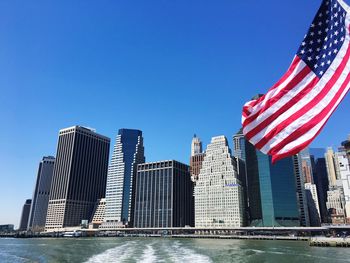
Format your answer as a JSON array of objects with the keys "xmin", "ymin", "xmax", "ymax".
[
  {"xmin": 28, "ymin": 156, "xmax": 55, "ymax": 231},
  {"xmin": 19, "ymin": 199, "xmax": 32, "ymax": 231},
  {"xmin": 244, "ymin": 141, "xmax": 301, "ymax": 227},
  {"xmin": 134, "ymin": 161, "xmax": 193, "ymax": 228}
]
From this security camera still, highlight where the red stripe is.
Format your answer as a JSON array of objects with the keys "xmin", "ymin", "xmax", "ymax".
[
  {"xmin": 245, "ymin": 75, "xmax": 319, "ymax": 142},
  {"xmin": 256, "ymin": 40, "xmax": 350, "ymax": 151},
  {"xmin": 243, "ymin": 64, "xmax": 311, "ymax": 128},
  {"xmin": 271, "ymin": 88, "xmax": 350, "ymax": 164},
  {"xmin": 270, "ymin": 68, "xmax": 350, "ymax": 160},
  {"xmin": 246, "ymin": 56, "xmax": 302, "ymax": 109}
]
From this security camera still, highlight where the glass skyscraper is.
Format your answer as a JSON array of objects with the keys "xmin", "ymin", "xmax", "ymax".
[
  {"xmin": 103, "ymin": 129, "xmax": 145, "ymax": 227},
  {"xmin": 240, "ymin": 135, "xmax": 308, "ymax": 227}
]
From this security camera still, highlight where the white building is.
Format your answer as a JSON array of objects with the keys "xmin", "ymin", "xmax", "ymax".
[
  {"xmin": 194, "ymin": 136, "xmax": 244, "ymax": 227},
  {"xmin": 91, "ymin": 199, "xmax": 106, "ymax": 225},
  {"xmin": 336, "ymin": 151, "xmax": 350, "ymax": 222}
]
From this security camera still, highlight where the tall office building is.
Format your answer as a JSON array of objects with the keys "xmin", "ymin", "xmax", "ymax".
[
  {"xmin": 243, "ymin": 138, "xmax": 308, "ymax": 226},
  {"xmin": 103, "ymin": 129, "xmax": 145, "ymax": 228},
  {"xmin": 19, "ymin": 199, "xmax": 31, "ymax": 231},
  {"xmin": 190, "ymin": 135, "xmax": 205, "ymax": 182},
  {"xmin": 325, "ymin": 148, "xmax": 338, "ymax": 186},
  {"xmin": 45, "ymin": 126, "xmax": 110, "ymax": 230},
  {"xmin": 310, "ymin": 148, "xmax": 329, "ymax": 223},
  {"xmin": 342, "ymin": 135, "xmax": 350, "ymax": 161},
  {"xmin": 28, "ymin": 156, "xmax": 55, "ymax": 231},
  {"xmin": 336, "ymin": 150, "xmax": 350, "ymax": 223},
  {"xmin": 327, "ymin": 186, "xmax": 346, "ymax": 224},
  {"xmin": 134, "ymin": 161, "xmax": 193, "ymax": 228},
  {"xmin": 195, "ymin": 136, "xmax": 244, "ymax": 227},
  {"xmin": 191, "ymin": 134, "xmax": 202, "ymax": 156},
  {"xmin": 305, "ymin": 183, "xmax": 321, "ymax": 226}
]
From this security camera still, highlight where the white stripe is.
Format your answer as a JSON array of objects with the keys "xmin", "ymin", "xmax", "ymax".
[
  {"xmin": 257, "ymin": 13, "xmax": 350, "ymax": 153},
  {"xmin": 244, "ymin": 69, "xmax": 314, "ymax": 137},
  {"xmin": 246, "ymin": 57, "xmax": 305, "ymax": 116},
  {"xmin": 276, "ymin": 80, "xmax": 350, "ymax": 155},
  {"xmin": 339, "ymin": 0, "xmax": 350, "ymax": 13}
]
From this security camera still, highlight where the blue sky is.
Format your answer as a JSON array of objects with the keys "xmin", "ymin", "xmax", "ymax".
[{"xmin": 1, "ymin": 0, "xmax": 349, "ymax": 227}]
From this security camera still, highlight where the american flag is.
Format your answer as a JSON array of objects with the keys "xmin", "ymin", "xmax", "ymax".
[{"xmin": 242, "ymin": 0, "xmax": 350, "ymax": 163}]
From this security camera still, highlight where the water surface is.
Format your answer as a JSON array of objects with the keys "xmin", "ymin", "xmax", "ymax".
[{"xmin": 0, "ymin": 237, "xmax": 349, "ymax": 262}]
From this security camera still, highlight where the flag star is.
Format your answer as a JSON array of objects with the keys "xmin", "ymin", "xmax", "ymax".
[
  {"xmin": 341, "ymin": 36, "xmax": 345, "ymax": 41},
  {"xmin": 335, "ymin": 21, "xmax": 339, "ymax": 27},
  {"xmin": 322, "ymin": 54, "xmax": 326, "ymax": 58},
  {"xmin": 329, "ymin": 43, "xmax": 333, "ymax": 48},
  {"xmin": 301, "ymin": 49, "xmax": 305, "ymax": 54},
  {"xmin": 323, "ymin": 45, "xmax": 328, "ymax": 50},
  {"xmin": 317, "ymin": 39, "xmax": 322, "ymax": 43},
  {"xmin": 325, "ymin": 28, "xmax": 329, "ymax": 32},
  {"xmin": 309, "ymin": 40, "xmax": 314, "ymax": 45},
  {"xmin": 325, "ymin": 36, "xmax": 329, "ymax": 41},
  {"xmin": 327, "ymin": 60, "xmax": 331, "ymax": 65},
  {"xmin": 328, "ymin": 51, "xmax": 332, "ymax": 56},
  {"xmin": 335, "ymin": 13, "xmax": 338, "ymax": 18},
  {"xmin": 302, "ymin": 41, "xmax": 306, "ymax": 46},
  {"xmin": 326, "ymin": 1, "xmax": 329, "ymax": 5},
  {"xmin": 318, "ymin": 21, "xmax": 323, "ymax": 26},
  {"xmin": 318, "ymin": 30, "xmax": 322, "ymax": 35},
  {"xmin": 317, "ymin": 47, "xmax": 321, "ymax": 52},
  {"xmin": 319, "ymin": 13, "xmax": 323, "ymax": 17},
  {"xmin": 334, "ymin": 3, "xmax": 338, "ymax": 8},
  {"xmin": 334, "ymin": 31, "xmax": 339, "ymax": 36},
  {"xmin": 308, "ymin": 48, "xmax": 313, "ymax": 53},
  {"xmin": 310, "ymin": 31, "xmax": 315, "ymax": 36},
  {"xmin": 311, "ymin": 23, "xmax": 315, "ymax": 28},
  {"xmin": 320, "ymin": 71, "xmax": 324, "ymax": 75},
  {"xmin": 316, "ymin": 55, "xmax": 320, "ymax": 60},
  {"xmin": 326, "ymin": 19, "xmax": 330, "ymax": 23},
  {"xmin": 321, "ymin": 62, "xmax": 325, "ymax": 66},
  {"xmin": 326, "ymin": 10, "xmax": 330, "ymax": 14},
  {"xmin": 334, "ymin": 49, "xmax": 338, "ymax": 53},
  {"xmin": 334, "ymin": 39, "xmax": 338, "ymax": 44},
  {"xmin": 307, "ymin": 57, "xmax": 312, "ymax": 61},
  {"xmin": 314, "ymin": 64, "xmax": 318, "ymax": 69}
]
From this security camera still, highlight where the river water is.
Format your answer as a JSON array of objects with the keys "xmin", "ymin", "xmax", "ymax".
[{"xmin": 0, "ymin": 237, "xmax": 349, "ymax": 263}]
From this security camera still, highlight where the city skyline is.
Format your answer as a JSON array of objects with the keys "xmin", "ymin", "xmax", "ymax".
[{"xmin": 1, "ymin": 0, "xmax": 350, "ymax": 227}]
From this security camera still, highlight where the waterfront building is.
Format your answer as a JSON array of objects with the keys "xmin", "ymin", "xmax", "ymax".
[
  {"xmin": 19, "ymin": 199, "xmax": 32, "ymax": 231},
  {"xmin": 90, "ymin": 198, "xmax": 106, "ymax": 228},
  {"xmin": 325, "ymin": 148, "xmax": 338, "ymax": 186},
  {"xmin": 27, "ymin": 156, "xmax": 55, "ymax": 231},
  {"xmin": 305, "ymin": 183, "xmax": 321, "ymax": 226},
  {"xmin": 190, "ymin": 135, "xmax": 205, "ymax": 182},
  {"xmin": 102, "ymin": 129, "xmax": 145, "ymax": 228},
  {"xmin": 134, "ymin": 160, "xmax": 193, "ymax": 228},
  {"xmin": 45, "ymin": 126, "xmax": 110, "ymax": 230},
  {"xmin": 327, "ymin": 186, "xmax": 346, "ymax": 224},
  {"xmin": 194, "ymin": 136, "xmax": 244, "ymax": 228},
  {"xmin": 0, "ymin": 225, "xmax": 14, "ymax": 233},
  {"xmin": 244, "ymin": 139, "xmax": 308, "ymax": 226}
]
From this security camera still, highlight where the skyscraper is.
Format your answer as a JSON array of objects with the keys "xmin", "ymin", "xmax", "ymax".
[
  {"xmin": 134, "ymin": 160, "xmax": 193, "ymax": 228},
  {"xmin": 310, "ymin": 148, "xmax": 329, "ymax": 223},
  {"xmin": 342, "ymin": 135, "xmax": 350, "ymax": 161},
  {"xmin": 19, "ymin": 199, "xmax": 31, "ymax": 231},
  {"xmin": 103, "ymin": 129, "xmax": 145, "ymax": 228},
  {"xmin": 28, "ymin": 156, "xmax": 55, "ymax": 231},
  {"xmin": 190, "ymin": 134, "xmax": 205, "ymax": 182},
  {"xmin": 45, "ymin": 126, "xmax": 110, "ymax": 230},
  {"xmin": 325, "ymin": 147, "xmax": 338, "ymax": 186},
  {"xmin": 194, "ymin": 136, "xmax": 244, "ymax": 227},
  {"xmin": 243, "ymin": 139, "xmax": 308, "ymax": 226}
]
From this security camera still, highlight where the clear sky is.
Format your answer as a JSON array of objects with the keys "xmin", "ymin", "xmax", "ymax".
[{"xmin": 1, "ymin": 0, "xmax": 349, "ymax": 227}]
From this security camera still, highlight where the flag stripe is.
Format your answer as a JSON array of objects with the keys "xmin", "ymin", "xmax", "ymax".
[
  {"xmin": 245, "ymin": 75, "xmax": 319, "ymax": 142},
  {"xmin": 243, "ymin": 61, "xmax": 309, "ymax": 127},
  {"xmin": 244, "ymin": 56, "xmax": 303, "ymax": 110},
  {"xmin": 255, "ymin": 39, "xmax": 350, "ymax": 150},
  {"xmin": 271, "ymin": 81, "xmax": 350, "ymax": 162}
]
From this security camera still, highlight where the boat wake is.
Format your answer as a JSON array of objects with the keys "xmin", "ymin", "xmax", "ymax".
[
  {"xmin": 165, "ymin": 241, "xmax": 212, "ymax": 263},
  {"xmin": 84, "ymin": 241, "xmax": 136, "ymax": 263}
]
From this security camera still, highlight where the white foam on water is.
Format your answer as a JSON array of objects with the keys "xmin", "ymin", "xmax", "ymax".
[
  {"xmin": 138, "ymin": 244, "xmax": 157, "ymax": 263},
  {"xmin": 165, "ymin": 241, "xmax": 212, "ymax": 263},
  {"xmin": 84, "ymin": 241, "xmax": 136, "ymax": 263}
]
